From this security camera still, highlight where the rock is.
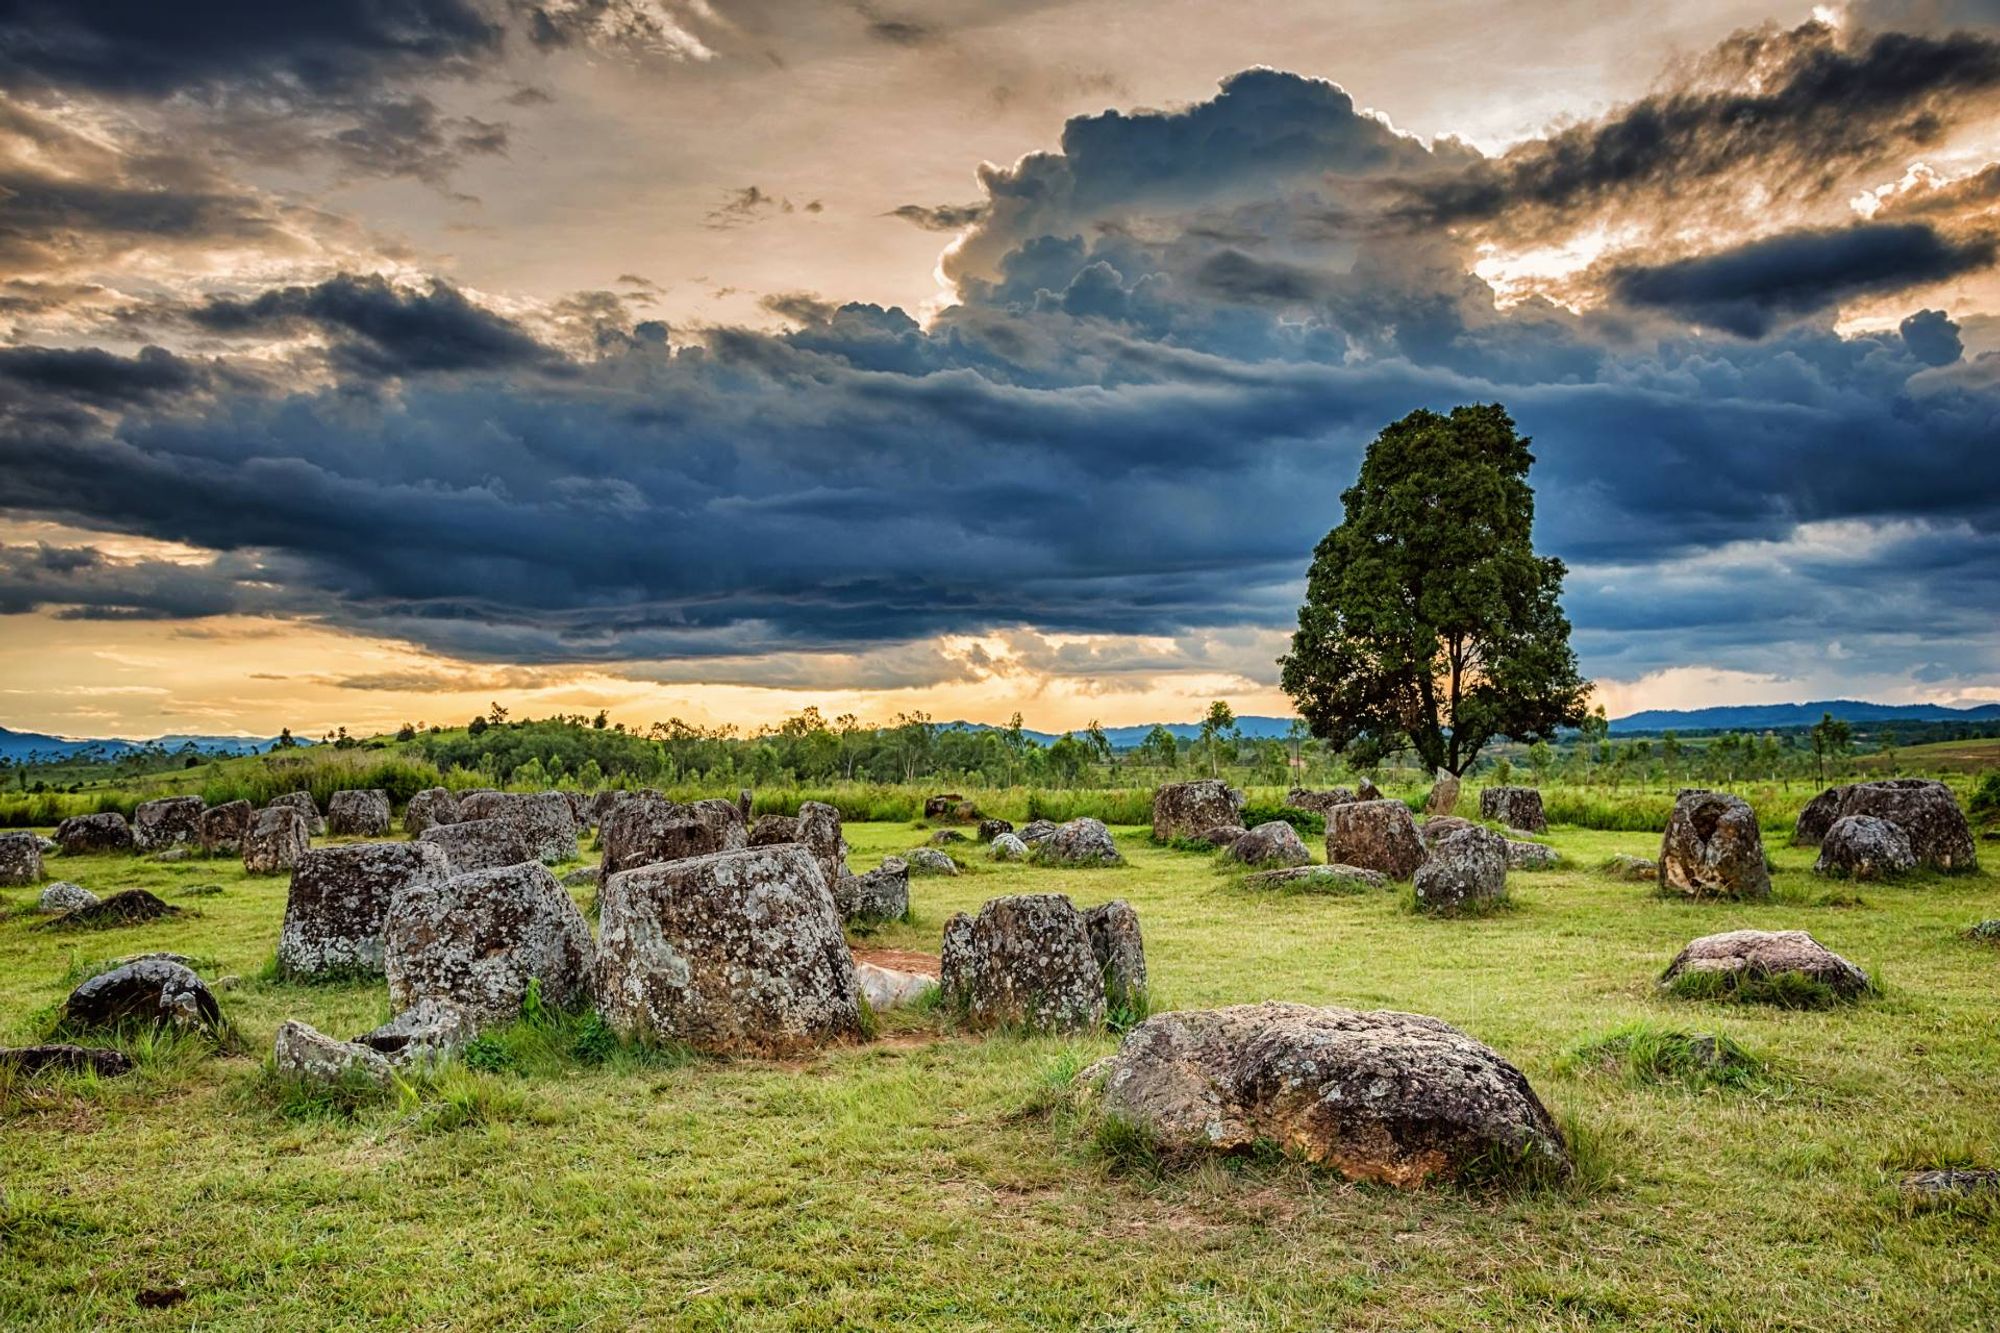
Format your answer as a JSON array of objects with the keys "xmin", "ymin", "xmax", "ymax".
[
  {"xmin": 455, "ymin": 790, "xmax": 508, "ymax": 822},
  {"xmin": 418, "ymin": 817, "xmax": 536, "ymax": 873},
  {"xmin": 242, "ymin": 805, "xmax": 312, "ymax": 874},
  {"xmin": 1084, "ymin": 1002, "xmax": 1567, "ymax": 1187},
  {"xmin": 924, "ymin": 793, "xmax": 968, "ymax": 820},
  {"xmin": 928, "ymin": 828, "xmax": 968, "ymax": 846},
  {"xmin": 939, "ymin": 894, "xmax": 1106, "ymax": 1033},
  {"xmin": 385, "ymin": 862, "xmax": 596, "ymax": 1027},
  {"xmin": 596, "ymin": 844, "xmax": 861, "ymax": 1056},
  {"xmin": 1424, "ymin": 773, "xmax": 1462, "ymax": 817},
  {"xmin": 37, "ymin": 881, "xmax": 97, "ymax": 913},
  {"xmin": 738, "ymin": 788, "xmax": 754, "ymax": 822},
  {"xmin": 749, "ymin": 814, "xmax": 800, "ymax": 846},
  {"xmin": 989, "ymin": 832, "xmax": 1030, "ymax": 861},
  {"xmin": 977, "ymin": 818, "xmax": 1015, "ymax": 842},
  {"xmin": 1658, "ymin": 790, "xmax": 1771, "ymax": 900},
  {"xmin": 1152, "ymin": 779, "xmax": 1244, "ymax": 842},
  {"xmin": 0, "ymin": 1044, "xmax": 135, "ymax": 1078},
  {"xmin": 267, "ymin": 790, "xmax": 326, "ymax": 836},
  {"xmin": 55, "ymin": 812, "xmax": 135, "ymax": 855},
  {"xmin": 1188, "ymin": 823, "xmax": 1249, "ymax": 849},
  {"xmin": 1902, "ymin": 1168, "xmax": 2000, "ymax": 1200},
  {"xmin": 197, "ymin": 800, "xmax": 253, "ymax": 856},
  {"xmin": 1478, "ymin": 786, "xmax": 1546, "ymax": 833},
  {"xmin": 65, "ymin": 957, "xmax": 219, "ymax": 1031},
  {"xmin": 273, "ymin": 1020, "xmax": 393, "ymax": 1089},
  {"xmin": 905, "ymin": 847, "xmax": 960, "ymax": 876},
  {"xmin": 584, "ymin": 789, "xmax": 622, "ymax": 830},
  {"xmin": 354, "ymin": 1000, "xmax": 476, "ymax": 1067},
  {"xmin": 1413, "ymin": 826, "xmax": 1509, "ymax": 914},
  {"xmin": 1242, "ymin": 864, "xmax": 1387, "ymax": 892},
  {"xmin": 35, "ymin": 834, "xmax": 56, "ymax": 854},
  {"xmin": 403, "ymin": 787, "xmax": 461, "ymax": 838},
  {"xmin": 326, "ymin": 789, "xmax": 391, "ymax": 838},
  {"xmin": 795, "ymin": 801, "xmax": 848, "ymax": 891},
  {"xmin": 1225, "ymin": 821, "xmax": 1312, "ymax": 868},
  {"xmin": 1324, "ymin": 800, "xmax": 1426, "ymax": 880},
  {"xmin": 1083, "ymin": 899, "xmax": 1147, "ymax": 1012},
  {"xmin": 0, "ymin": 830, "xmax": 44, "ymax": 886},
  {"xmin": 131, "ymin": 796, "xmax": 204, "ymax": 853},
  {"xmin": 1835, "ymin": 779, "xmax": 1977, "ymax": 872},
  {"xmin": 280, "ymin": 842, "xmax": 454, "ymax": 978},
  {"xmin": 1660, "ymin": 929, "xmax": 1870, "ymax": 999},
  {"xmin": 1034, "ymin": 817, "xmax": 1123, "ymax": 866},
  {"xmin": 561, "ymin": 864, "xmax": 599, "ymax": 889},
  {"xmin": 1286, "ymin": 787, "xmax": 1357, "ymax": 816},
  {"xmin": 1814, "ymin": 814, "xmax": 1916, "ymax": 880},
  {"xmin": 600, "ymin": 792, "xmax": 747, "ymax": 876},
  {"xmin": 477, "ymin": 791, "xmax": 581, "ymax": 864},
  {"xmin": 1791, "ymin": 787, "xmax": 1845, "ymax": 847},
  {"xmin": 151, "ymin": 847, "xmax": 194, "ymax": 863},
  {"xmin": 1355, "ymin": 777, "xmax": 1383, "ymax": 801},
  {"xmin": 1505, "ymin": 840, "xmax": 1560, "ymax": 870},
  {"xmin": 1417, "ymin": 816, "xmax": 1475, "ymax": 849},
  {"xmin": 1603, "ymin": 854, "xmax": 1658, "ymax": 882},
  {"xmin": 856, "ymin": 962, "xmax": 937, "ymax": 1010},
  {"xmin": 38, "ymin": 888, "xmax": 178, "ymax": 928},
  {"xmin": 1017, "ymin": 819, "xmax": 1060, "ymax": 846},
  {"xmin": 834, "ymin": 860, "xmax": 909, "ymax": 923}
]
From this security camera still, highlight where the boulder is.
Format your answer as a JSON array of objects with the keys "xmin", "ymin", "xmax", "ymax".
[
  {"xmin": 326, "ymin": 789, "xmax": 391, "ymax": 838},
  {"xmin": 455, "ymin": 790, "xmax": 508, "ymax": 822},
  {"xmin": 1603, "ymin": 853, "xmax": 1659, "ymax": 882},
  {"xmin": 1324, "ymin": 800, "xmax": 1426, "ymax": 880},
  {"xmin": 1659, "ymin": 790, "xmax": 1771, "ymax": 900},
  {"xmin": 749, "ymin": 814, "xmax": 800, "ymax": 846},
  {"xmin": 38, "ymin": 881, "xmax": 97, "ymax": 913},
  {"xmin": 273, "ymin": 1020, "xmax": 393, "ymax": 1089},
  {"xmin": 1412, "ymin": 826, "xmax": 1509, "ymax": 914},
  {"xmin": 418, "ymin": 817, "xmax": 535, "ymax": 873},
  {"xmin": 977, "ymin": 818, "xmax": 1015, "ymax": 842},
  {"xmin": 242, "ymin": 805, "xmax": 312, "ymax": 875},
  {"xmin": 1479, "ymin": 786, "xmax": 1546, "ymax": 833},
  {"xmin": 1791, "ymin": 787, "xmax": 1845, "ymax": 847},
  {"xmin": 989, "ymin": 832, "xmax": 1030, "ymax": 861},
  {"xmin": 1083, "ymin": 899, "xmax": 1148, "ymax": 1012},
  {"xmin": 1423, "ymin": 773, "xmax": 1462, "ymax": 817},
  {"xmin": 65, "ymin": 957, "xmax": 219, "ymax": 1031},
  {"xmin": 924, "ymin": 793, "xmax": 968, "ymax": 820},
  {"xmin": 1903, "ymin": 1169, "xmax": 2000, "ymax": 1201},
  {"xmin": 834, "ymin": 861, "xmax": 909, "ymax": 923},
  {"xmin": 600, "ymin": 792, "xmax": 747, "ymax": 876},
  {"xmin": 478, "ymin": 790, "xmax": 580, "ymax": 864},
  {"xmin": 55, "ymin": 812, "xmax": 134, "ymax": 855},
  {"xmin": 0, "ymin": 830, "xmax": 44, "ymax": 886},
  {"xmin": 595, "ymin": 844, "xmax": 861, "ymax": 1056},
  {"xmin": 1242, "ymin": 864, "xmax": 1387, "ymax": 892},
  {"xmin": 1286, "ymin": 787, "xmax": 1357, "ymax": 816},
  {"xmin": 1034, "ymin": 817, "xmax": 1123, "ymax": 866},
  {"xmin": 132, "ymin": 796, "xmax": 204, "ymax": 853},
  {"xmin": 1505, "ymin": 840, "xmax": 1560, "ymax": 871},
  {"xmin": 150, "ymin": 848, "xmax": 193, "ymax": 864},
  {"xmin": 403, "ymin": 787, "xmax": 461, "ymax": 838},
  {"xmin": 266, "ymin": 790, "xmax": 326, "ymax": 836},
  {"xmin": 1084, "ymin": 1002, "xmax": 1567, "ymax": 1187},
  {"xmin": 197, "ymin": 800, "xmax": 253, "ymax": 856},
  {"xmin": 1356, "ymin": 777, "xmax": 1384, "ymax": 800},
  {"xmin": 1189, "ymin": 823, "xmax": 1249, "ymax": 850},
  {"xmin": 905, "ymin": 848, "xmax": 960, "ymax": 876},
  {"xmin": 796, "ymin": 801, "xmax": 848, "ymax": 890},
  {"xmin": 561, "ymin": 864, "xmax": 599, "ymax": 889},
  {"xmin": 1660, "ymin": 929, "xmax": 1870, "ymax": 999},
  {"xmin": 40, "ymin": 888, "xmax": 177, "ymax": 928},
  {"xmin": 0, "ymin": 1044, "xmax": 135, "ymax": 1078},
  {"xmin": 1017, "ymin": 819, "xmax": 1060, "ymax": 846},
  {"xmin": 738, "ymin": 788, "xmax": 754, "ymax": 822},
  {"xmin": 35, "ymin": 834, "xmax": 56, "ymax": 854},
  {"xmin": 855, "ymin": 962, "xmax": 937, "ymax": 1010},
  {"xmin": 1835, "ymin": 779, "xmax": 1977, "ymax": 872},
  {"xmin": 1152, "ymin": 780, "xmax": 1244, "ymax": 842},
  {"xmin": 1814, "ymin": 814, "xmax": 1917, "ymax": 880},
  {"xmin": 280, "ymin": 842, "xmax": 454, "ymax": 978},
  {"xmin": 940, "ymin": 894, "xmax": 1106, "ymax": 1033},
  {"xmin": 928, "ymin": 828, "xmax": 968, "ymax": 846},
  {"xmin": 1225, "ymin": 821, "xmax": 1312, "ymax": 868},
  {"xmin": 385, "ymin": 862, "xmax": 595, "ymax": 1027},
  {"xmin": 1416, "ymin": 816, "xmax": 1475, "ymax": 849},
  {"xmin": 354, "ymin": 999, "xmax": 475, "ymax": 1067}
]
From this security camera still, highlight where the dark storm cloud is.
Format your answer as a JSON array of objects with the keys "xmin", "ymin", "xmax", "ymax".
[
  {"xmin": 189, "ymin": 275, "xmax": 551, "ymax": 375},
  {"xmin": 0, "ymin": 345, "xmax": 214, "ymax": 407},
  {"xmin": 1605, "ymin": 222, "xmax": 1998, "ymax": 335},
  {"xmin": 888, "ymin": 202, "xmax": 986, "ymax": 231}
]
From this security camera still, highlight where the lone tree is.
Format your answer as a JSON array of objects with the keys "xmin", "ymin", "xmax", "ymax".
[
  {"xmin": 1279, "ymin": 403, "xmax": 1589, "ymax": 776},
  {"xmin": 1808, "ymin": 711, "xmax": 1851, "ymax": 786}
]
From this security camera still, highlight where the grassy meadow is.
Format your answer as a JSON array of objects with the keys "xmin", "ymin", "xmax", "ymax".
[{"xmin": 3, "ymin": 813, "xmax": 1998, "ymax": 1330}]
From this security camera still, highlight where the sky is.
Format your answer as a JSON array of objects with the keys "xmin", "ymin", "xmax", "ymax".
[{"xmin": 1, "ymin": 0, "xmax": 1997, "ymax": 739}]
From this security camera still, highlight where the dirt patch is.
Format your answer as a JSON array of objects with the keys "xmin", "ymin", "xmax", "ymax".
[{"xmin": 850, "ymin": 945, "xmax": 939, "ymax": 976}]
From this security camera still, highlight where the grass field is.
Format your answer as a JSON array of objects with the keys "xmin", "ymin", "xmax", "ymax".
[
  {"xmin": 4, "ymin": 816, "xmax": 1998, "ymax": 1330},
  {"xmin": 1854, "ymin": 737, "xmax": 2000, "ymax": 776}
]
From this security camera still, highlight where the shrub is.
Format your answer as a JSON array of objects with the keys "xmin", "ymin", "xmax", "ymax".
[
  {"xmin": 1561, "ymin": 1022, "xmax": 1772, "ymax": 1091},
  {"xmin": 1238, "ymin": 803, "xmax": 1325, "ymax": 836}
]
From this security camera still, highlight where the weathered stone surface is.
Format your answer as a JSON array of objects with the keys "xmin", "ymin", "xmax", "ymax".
[
  {"xmin": 796, "ymin": 801, "xmax": 848, "ymax": 890},
  {"xmin": 197, "ymin": 800, "xmax": 253, "ymax": 856},
  {"xmin": 1083, "ymin": 899, "xmax": 1147, "ymax": 1011},
  {"xmin": 326, "ymin": 789, "xmax": 391, "ymax": 838},
  {"xmin": 1660, "ymin": 929, "xmax": 1870, "ymax": 998},
  {"xmin": 267, "ymin": 790, "xmax": 325, "ymax": 835},
  {"xmin": 1187, "ymin": 823, "xmax": 1249, "ymax": 849},
  {"xmin": 0, "ymin": 830, "xmax": 44, "ymax": 885},
  {"xmin": 38, "ymin": 888, "xmax": 177, "ymax": 928},
  {"xmin": 1225, "ymin": 821, "xmax": 1312, "ymax": 868},
  {"xmin": 989, "ymin": 832, "xmax": 1030, "ymax": 861},
  {"xmin": 55, "ymin": 812, "xmax": 134, "ymax": 855},
  {"xmin": 833, "ymin": 860, "xmax": 909, "ymax": 923},
  {"xmin": 1603, "ymin": 853, "xmax": 1658, "ymax": 882},
  {"xmin": 1084, "ymin": 1002, "xmax": 1567, "ymax": 1187},
  {"xmin": 1479, "ymin": 786, "xmax": 1547, "ymax": 833},
  {"xmin": 38, "ymin": 881, "xmax": 97, "ymax": 913},
  {"xmin": 1835, "ymin": 779, "xmax": 1977, "ymax": 872},
  {"xmin": 66, "ymin": 958, "xmax": 219, "ymax": 1031},
  {"xmin": 35, "ymin": 834, "xmax": 56, "ymax": 854},
  {"xmin": 1153, "ymin": 780, "xmax": 1244, "ymax": 842},
  {"xmin": 151, "ymin": 848, "xmax": 193, "ymax": 864},
  {"xmin": 386, "ymin": 862, "xmax": 595, "ymax": 1027},
  {"xmin": 455, "ymin": 790, "xmax": 508, "ymax": 822},
  {"xmin": 940, "ymin": 894, "xmax": 1106, "ymax": 1033},
  {"xmin": 354, "ymin": 999, "xmax": 475, "ymax": 1067},
  {"xmin": 856, "ymin": 961, "xmax": 937, "ymax": 1010},
  {"xmin": 273, "ymin": 1020, "xmax": 393, "ymax": 1088},
  {"xmin": 1902, "ymin": 1168, "xmax": 2000, "ymax": 1199},
  {"xmin": 1286, "ymin": 786, "xmax": 1356, "ymax": 816},
  {"xmin": 403, "ymin": 787, "xmax": 461, "ymax": 838},
  {"xmin": 419, "ymin": 817, "xmax": 535, "ymax": 873},
  {"xmin": 473, "ymin": 791, "xmax": 580, "ymax": 864},
  {"xmin": 1791, "ymin": 787, "xmax": 1845, "ymax": 847},
  {"xmin": 749, "ymin": 814, "xmax": 800, "ymax": 846},
  {"xmin": 1424, "ymin": 774, "xmax": 1462, "ymax": 817},
  {"xmin": 1324, "ymin": 800, "xmax": 1426, "ymax": 880},
  {"xmin": 1017, "ymin": 819, "xmax": 1060, "ymax": 846},
  {"xmin": 1413, "ymin": 826, "xmax": 1509, "ymax": 914},
  {"xmin": 1659, "ymin": 790, "xmax": 1771, "ymax": 900},
  {"xmin": 978, "ymin": 818, "xmax": 1015, "ymax": 842},
  {"xmin": 924, "ymin": 793, "xmax": 967, "ymax": 819},
  {"xmin": 281, "ymin": 842, "xmax": 454, "ymax": 978},
  {"xmin": 1814, "ymin": 814, "xmax": 1916, "ymax": 880},
  {"xmin": 1355, "ymin": 777, "xmax": 1383, "ymax": 801},
  {"xmin": 1034, "ymin": 817, "xmax": 1123, "ymax": 866},
  {"xmin": 737, "ymin": 789, "xmax": 754, "ymax": 822},
  {"xmin": 132, "ymin": 796, "xmax": 204, "ymax": 853},
  {"xmin": 243, "ymin": 805, "xmax": 312, "ymax": 874},
  {"xmin": 928, "ymin": 828, "xmax": 968, "ymax": 846},
  {"xmin": 0, "ymin": 1043, "xmax": 135, "ymax": 1078},
  {"xmin": 596, "ymin": 844, "xmax": 860, "ymax": 1055},
  {"xmin": 905, "ymin": 847, "xmax": 960, "ymax": 876},
  {"xmin": 561, "ymin": 864, "xmax": 599, "ymax": 889},
  {"xmin": 1505, "ymin": 839, "xmax": 1560, "ymax": 870},
  {"xmin": 1242, "ymin": 864, "xmax": 1387, "ymax": 892},
  {"xmin": 599, "ymin": 792, "xmax": 747, "ymax": 876},
  {"xmin": 1417, "ymin": 816, "xmax": 1475, "ymax": 849}
]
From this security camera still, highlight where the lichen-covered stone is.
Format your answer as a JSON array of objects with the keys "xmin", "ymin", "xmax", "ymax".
[
  {"xmin": 1242, "ymin": 864, "xmax": 1387, "ymax": 892},
  {"xmin": 132, "ymin": 796, "xmax": 204, "ymax": 853},
  {"xmin": 749, "ymin": 814, "xmax": 800, "ymax": 846},
  {"xmin": 595, "ymin": 844, "xmax": 861, "ymax": 1056},
  {"xmin": 599, "ymin": 791, "xmax": 748, "ymax": 876},
  {"xmin": 1835, "ymin": 779, "xmax": 1977, "ymax": 872},
  {"xmin": 1479, "ymin": 786, "xmax": 1547, "ymax": 833},
  {"xmin": 1413, "ymin": 826, "xmax": 1509, "ymax": 914},
  {"xmin": 1814, "ymin": 814, "xmax": 1916, "ymax": 880},
  {"xmin": 0, "ymin": 830, "xmax": 43, "ymax": 886},
  {"xmin": 1791, "ymin": 787, "xmax": 1845, "ymax": 847},
  {"xmin": 1034, "ymin": 817, "xmax": 1123, "ymax": 866},
  {"xmin": 989, "ymin": 832, "xmax": 1029, "ymax": 861},
  {"xmin": 280, "ymin": 841, "xmax": 454, "ymax": 978},
  {"xmin": 354, "ymin": 1000, "xmax": 475, "ymax": 1067},
  {"xmin": 55, "ymin": 812, "xmax": 135, "ymax": 855},
  {"xmin": 1423, "ymin": 773, "xmax": 1461, "ymax": 817},
  {"xmin": 856, "ymin": 962, "xmax": 937, "ymax": 1010},
  {"xmin": 243, "ymin": 805, "xmax": 311, "ymax": 874},
  {"xmin": 977, "ymin": 818, "xmax": 1015, "ymax": 842},
  {"xmin": 1417, "ymin": 816, "xmax": 1474, "ymax": 849},
  {"xmin": 197, "ymin": 800, "xmax": 253, "ymax": 856},
  {"xmin": 1324, "ymin": 800, "xmax": 1426, "ymax": 880},
  {"xmin": 1153, "ymin": 780, "xmax": 1245, "ymax": 842},
  {"xmin": 1084, "ymin": 1002, "xmax": 1568, "ymax": 1187},
  {"xmin": 1286, "ymin": 787, "xmax": 1357, "ymax": 816},
  {"xmin": 66, "ymin": 958, "xmax": 220, "ymax": 1031},
  {"xmin": 1083, "ymin": 899, "xmax": 1147, "ymax": 1012},
  {"xmin": 796, "ymin": 800, "xmax": 848, "ymax": 890},
  {"xmin": 385, "ymin": 862, "xmax": 595, "ymax": 1027},
  {"xmin": 1017, "ymin": 819, "xmax": 1060, "ymax": 846},
  {"xmin": 1660, "ymin": 929, "xmax": 1870, "ymax": 998},
  {"xmin": 418, "ymin": 817, "xmax": 535, "ymax": 873},
  {"xmin": 1603, "ymin": 853, "xmax": 1658, "ymax": 882},
  {"xmin": 403, "ymin": 787, "xmax": 461, "ymax": 838},
  {"xmin": 267, "ymin": 790, "xmax": 326, "ymax": 836},
  {"xmin": 0, "ymin": 1044, "xmax": 135, "ymax": 1078},
  {"xmin": 924, "ymin": 793, "xmax": 968, "ymax": 819},
  {"xmin": 1659, "ymin": 790, "xmax": 1771, "ymax": 900},
  {"xmin": 467, "ymin": 791, "xmax": 580, "ymax": 864},
  {"xmin": 38, "ymin": 881, "xmax": 97, "ymax": 913},
  {"xmin": 1505, "ymin": 839, "xmax": 1560, "ymax": 870},
  {"xmin": 939, "ymin": 894, "xmax": 1106, "ymax": 1033},
  {"xmin": 905, "ymin": 847, "xmax": 960, "ymax": 876},
  {"xmin": 1188, "ymin": 823, "xmax": 1249, "ymax": 849},
  {"xmin": 273, "ymin": 1020, "xmax": 393, "ymax": 1088},
  {"xmin": 834, "ymin": 860, "xmax": 909, "ymax": 923},
  {"xmin": 1225, "ymin": 821, "xmax": 1311, "ymax": 868},
  {"xmin": 928, "ymin": 828, "xmax": 967, "ymax": 846},
  {"xmin": 326, "ymin": 789, "xmax": 391, "ymax": 838}
]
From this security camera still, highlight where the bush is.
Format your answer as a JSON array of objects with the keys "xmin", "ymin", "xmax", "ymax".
[{"xmin": 1238, "ymin": 803, "xmax": 1324, "ymax": 836}]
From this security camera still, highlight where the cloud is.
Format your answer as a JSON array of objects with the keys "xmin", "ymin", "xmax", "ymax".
[
  {"xmin": 703, "ymin": 186, "xmax": 825, "ymax": 229},
  {"xmin": 888, "ymin": 202, "xmax": 986, "ymax": 231},
  {"xmin": 188, "ymin": 274, "xmax": 551, "ymax": 375}
]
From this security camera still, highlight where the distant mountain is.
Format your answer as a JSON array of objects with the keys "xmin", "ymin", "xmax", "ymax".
[
  {"xmin": 1608, "ymin": 700, "xmax": 2000, "ymax": 734},
  {"xmin": 0, "ymin": 726, "xmax": 303, "ymax": 762}
]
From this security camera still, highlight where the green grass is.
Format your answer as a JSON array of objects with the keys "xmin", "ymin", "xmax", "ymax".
[{"xmin": 1, "ymin": 818, "xmax": 1998, "ymax": 1328}]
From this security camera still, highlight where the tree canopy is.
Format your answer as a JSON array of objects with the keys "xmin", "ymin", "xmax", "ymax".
[{"xmin": 1278, "ymin": 403, "xmax": 1589, "ymax": 776}]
